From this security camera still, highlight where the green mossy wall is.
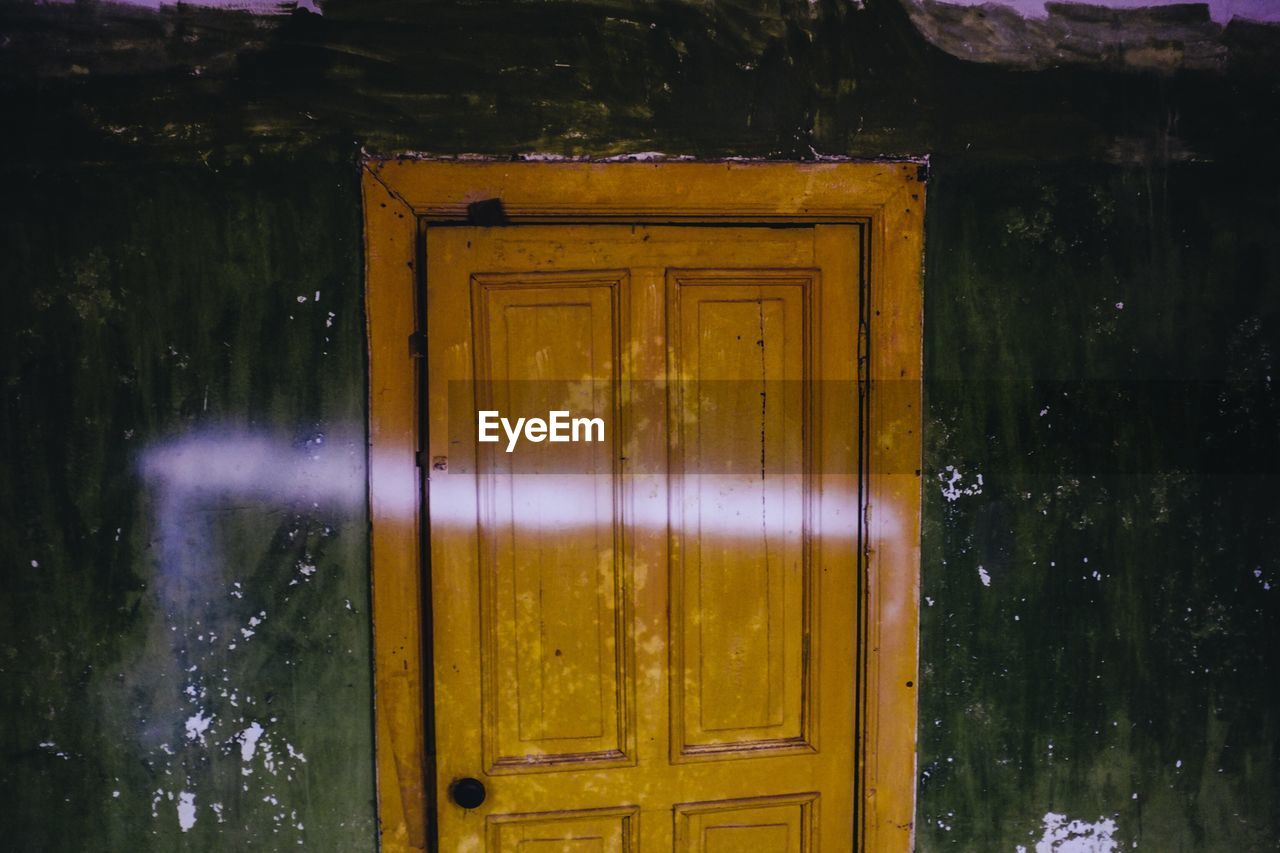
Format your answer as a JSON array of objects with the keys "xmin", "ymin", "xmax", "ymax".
[
  {"xmin": 0, "ymin": 1, "xmax": 1276, "ymax": 850},
  {"xmin": 923, "ymin": 163, "xmax": 1280, "ymax": 849},
  {"xmin": 0, "ymin": 160, "xmax": 375, "ymax": 850}
]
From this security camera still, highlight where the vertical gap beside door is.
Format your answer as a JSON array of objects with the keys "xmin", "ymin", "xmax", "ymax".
[{"xmin": 414, "ymin": 214, "xmax": 440, "ymax": 853}]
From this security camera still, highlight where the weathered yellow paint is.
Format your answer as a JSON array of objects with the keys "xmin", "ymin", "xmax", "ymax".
[
  {"xmin": 363, "ymin": 161, "xmax": 924, "ymax": 853},
  {"xmin": 429, "ymin": 225, "xmax": 859, "ymax": 851},
  {"xmin": 363, "ymin": 169, "xmax": 428, "ymax": 851},
  {"xmin": 367, "ymin": 160, "xmax": 920, "ymax": 223}
]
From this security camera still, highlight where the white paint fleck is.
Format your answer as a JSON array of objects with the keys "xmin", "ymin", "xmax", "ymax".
[
  {"xmin": 150, "ymin": 788, "xmax": 165, "ymax": 818},
  {"xmin": 1176, "ymin": 759, "xmax": 1182, "ymax": 768},
  {"xmin": 296, "ymin": 295, "xmax": 307, "ymax": 303},
  {"xmin": 600, "ymin": 151, "xmax": 686, "ymax": 162},
  {"xmin": 1017, "ymin": 812, "xmax": 1118, "ymax": 853},
  {"xmin": 30, "ymin": 560, "xmax": 39, "ymax": 568},
  {"xmin": 1115, "ymin": 302, "xmax": 1125, "ymax": 310},
  {"xmin": 940, "ymin": 465, "xmax": 984, "ymax": 502},
  {"xmin": 978, "ymin": 566, "xmax": 992, "ymax": 587},
  {"xmin": 177, "ymin": 791, "xmax": 197, "ymax": 832},
  {"xmin": 241, "ymin": 612, "xmax": 265, "ymax": 639},
  {"xmin": 239, "ymin": 721, "xmax": 265, "ymax": 762},
  {"xmin": 184, "ymin": 709, "xmax": 213, "ymax": 743}
]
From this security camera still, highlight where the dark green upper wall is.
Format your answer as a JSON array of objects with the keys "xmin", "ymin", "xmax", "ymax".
[
  {"xmin": 1, "ymin": 1, "xmax": 1277, "ymax": 850},
  {"xmin": 3, "ymin": 0, "xmax": 1278, "ymax": 165}
]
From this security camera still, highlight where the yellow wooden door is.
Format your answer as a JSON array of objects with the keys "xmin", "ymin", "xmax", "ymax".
[{"xmin": 426, "ymin": 224, "xmax": 861, "ymax": 853}]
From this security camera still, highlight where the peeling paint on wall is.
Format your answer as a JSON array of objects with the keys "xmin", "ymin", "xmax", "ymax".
[
  {"xmin": 1015, "ymin": 812, "xmax": 1119, "ymax": 852},
  {"xmin": 0, "ymin": 1, "xmax": 1278, "ymax": 851}
]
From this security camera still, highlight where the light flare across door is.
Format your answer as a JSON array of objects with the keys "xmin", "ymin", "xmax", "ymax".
[{"xmin": 427, "ymin": 225, "xmax": 860, "ymax": 852}]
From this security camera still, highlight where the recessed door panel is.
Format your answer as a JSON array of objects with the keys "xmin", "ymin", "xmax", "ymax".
[
  {"xmin": 668, "ymin": 273, "xmax": 815, "ymax": 760},
  {"xmin": 675, "ymin": 794, "xmax": 816, "ymax": 853},
  {"xmin": 487, "ymin": 806, "xmax": 639, "ymax": 853},
  {"xmin": 472, "ymin": 274, "xmax": 632, "ymax": 773}
]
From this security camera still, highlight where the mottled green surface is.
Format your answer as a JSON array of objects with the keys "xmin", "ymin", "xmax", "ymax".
[
  {"xmin": 0, "ymin": 161, "xmax": 376, "ymax": 850},
  {"xmin": 922, "ymin": 163, "xmax": 1280, "ymax": 849},
  {"xmin": 0, "ymin": 0, "xmax": 1277, "ymax": 850}
]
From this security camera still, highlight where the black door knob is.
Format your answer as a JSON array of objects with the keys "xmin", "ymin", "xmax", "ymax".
[{"xmin": 450, "ymin": 777, "xmax": 487, "ymax": 809}]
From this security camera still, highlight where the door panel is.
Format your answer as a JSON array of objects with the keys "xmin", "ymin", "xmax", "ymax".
[
  {"xmin": 471, "ymin": 273, "xmax": 632, "ymax": 773},
  {"xmin": 487, "ymin": 806, "xmax": 639, "ymax": 853},
  {"xmin": 675, "ymin": 794, "xmax": 816, "ymax": 853},
  {"xmin": 668, "ymin": 273, "xmax": 813, "ymax": 760},
  {"xmin": 427, "ymin": 225, "xmax": 860, "ymax": 852}
]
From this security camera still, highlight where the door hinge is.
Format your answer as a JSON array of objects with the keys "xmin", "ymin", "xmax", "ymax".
[{"xmin": 408, "ymin": 331, "xmax": 426, "ymax": 358}]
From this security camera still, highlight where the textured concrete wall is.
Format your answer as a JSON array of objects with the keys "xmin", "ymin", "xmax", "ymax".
[{"xmin": 1, "ymin": 1, "xmax": 1276, "ymax": 850}]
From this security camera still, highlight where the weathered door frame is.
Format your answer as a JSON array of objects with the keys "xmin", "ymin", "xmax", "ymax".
[{"xmin": 362, "ymin": 159, "xmax": 924, "ymax": 853}]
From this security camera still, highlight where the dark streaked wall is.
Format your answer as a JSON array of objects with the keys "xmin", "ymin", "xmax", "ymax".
[
  {"xmin": 0, "ymin": 158, "xmax": 375, "ymax": 850},
  {"xmin": 0, "ymin": 1, "xmax": 1276, "ymax": 850}
]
